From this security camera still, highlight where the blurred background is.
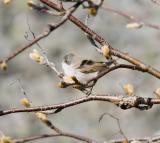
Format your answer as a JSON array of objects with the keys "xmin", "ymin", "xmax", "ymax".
[{"xmin": 0, "ymin": 0, "xmax": 160, "ymax": 142}]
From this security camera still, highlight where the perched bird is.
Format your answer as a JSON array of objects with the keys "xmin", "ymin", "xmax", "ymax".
[{"xmin": 62, "ymin": 53, "xmax": 113, "ymax": 84}]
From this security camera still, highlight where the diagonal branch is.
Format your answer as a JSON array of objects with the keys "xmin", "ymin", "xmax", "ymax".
[{"xmin": 40, "ymin": 0, "xmax": 160, "ymax": 79}]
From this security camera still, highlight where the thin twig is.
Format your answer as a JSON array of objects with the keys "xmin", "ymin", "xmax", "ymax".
[
  {"xmin": 101, "ymin": 6, "xmax": 160, "ymax": 30},
  {"xmin": 99, "ymin": 113, "xmax": 128, "ymax": 141}
]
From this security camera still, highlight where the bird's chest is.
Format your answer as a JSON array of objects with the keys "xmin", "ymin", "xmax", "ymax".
[
  {"xmin": 62, "ymin": 63, "xmax": 97, "ymax": 83},
  {"xmin": 62, "ymin": 63, "xmax": 77, "ymax": 76}
]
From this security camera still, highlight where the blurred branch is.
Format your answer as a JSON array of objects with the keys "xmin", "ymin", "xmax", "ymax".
[
  {"xmin": 101, "ymin": 6, "xmax": 160, "ymax": 30},
  {"xmin": 40, "ymin": 0, "xmax": 160, "ymax": 79},
  {"xmin": 151, "ymin": 0, "xmax": 160, "ymax": 6},
  {"xmin": 0, "ymin": 95, "xmax": 160, "ymax": 116}
]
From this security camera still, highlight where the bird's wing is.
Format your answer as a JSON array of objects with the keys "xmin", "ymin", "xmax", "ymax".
[{"xmin": 78, "ymin": 60, "xmax": 107, "ymax": 73}]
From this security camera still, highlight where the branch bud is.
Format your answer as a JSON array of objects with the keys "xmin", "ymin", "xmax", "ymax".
[
  {"xmin": 101, "ymin": 45, "xmax": 110, "ymax": 58},
  {"xmin": 3, "ymin": 0, "xmax": 12, "ymax": 5},
  {"xmin": 123, "ymin": 83, "xmax": 135, "ymax": 96},
  {"xmin": 0, "ymin": 136, "xmax": 14, "ymax": 143},
  {"xmin": 20, "ymin": 98, "xmax": 31, "ymax": 108},
  {"xmin": 35, "ymin": 112, "xmax": 48, "ymax": 123},
  {"xmin": 29, "ymin": 49, "xmax": 45, "ymax": 64},
  {"xmin": 0, "ymin": 61, "xmax": 8, "ymax": 71}
]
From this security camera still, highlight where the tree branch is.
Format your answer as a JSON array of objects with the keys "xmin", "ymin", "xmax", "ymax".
[
  {"xmin": 40, "ymin": 0, "xmax": 160, "ymax": 79},
  {"xmin": 0, "ymin": 95, "xmax": 160, "ymax": 116},
  {"xmin": 0, "ymin": 0, "xmax": 83, "ymax": 64}
]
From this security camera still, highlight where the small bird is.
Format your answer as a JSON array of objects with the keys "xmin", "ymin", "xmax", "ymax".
[{"xmin": 62, "ymin": 53, "xmax": 113, "ymax": 84}]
